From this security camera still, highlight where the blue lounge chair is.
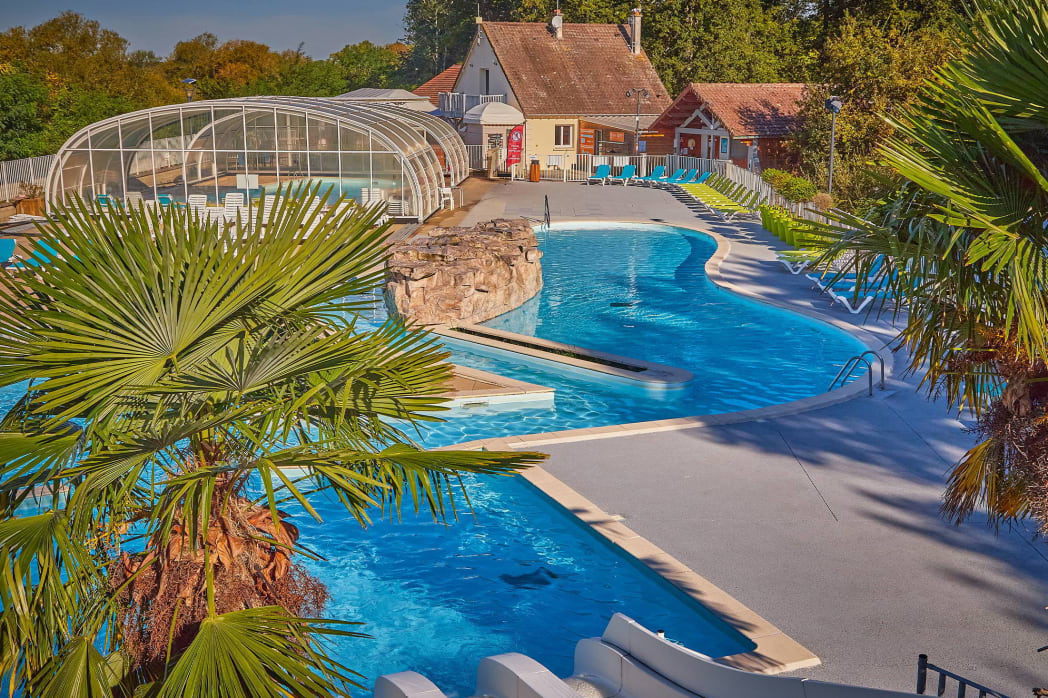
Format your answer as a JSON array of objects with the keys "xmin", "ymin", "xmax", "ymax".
[
  {"xmin": 691, "ymin": 171, "xmax": 712, "ymax": 184},
  {"xmin": 587, "ymin": 164, "xmax": 612, "ymax": 185},
  {"xmin": 633, "ymin": 165, "xmax": 666, "ymax": 186},
  {"xmin": 608, "ymin": 164, "xmax": 637, "ymax": 185},
  {"xmin": 0, "ymin": 239, "xmax": 15, "ymax": 267},
  {"xmin": 11, "ymin": 240, "xmax": 68, "ymax": 270},
  {"xmin": 665, "ymin": 168, "xmax": 697, "ymax": 186},
  {"xmin": 653, "ymin": 168, "xmax": 685, "ymax": 186}
]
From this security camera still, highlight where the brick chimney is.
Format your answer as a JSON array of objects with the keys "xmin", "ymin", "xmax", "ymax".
[
  {"xmin": 628, "ymin": 7, "xmax": 642, "ymax": 54},
  {"xmin": 550, "ymin": 8, "xmax": 564, "ymax": 40}
]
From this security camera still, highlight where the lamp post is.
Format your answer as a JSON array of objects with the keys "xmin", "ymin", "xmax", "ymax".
[
  {"xmin": 824, "ymin": 95, "xmax": 842, "ymax": 195},
  {"xmin": 181, "ymin": 78, "xmax": 198, "ymax": 103},
  {"xmin": 626, "ymin": 88, "xmax": 649, "ymax": 155}
]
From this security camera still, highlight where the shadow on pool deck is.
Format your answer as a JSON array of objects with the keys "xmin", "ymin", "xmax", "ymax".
[{"xmin": 460, "ymin": 179, "xmax": 1048, "ymax": 697}]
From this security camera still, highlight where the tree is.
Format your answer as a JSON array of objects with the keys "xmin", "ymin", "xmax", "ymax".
[
  {"xmin": 807, "ymin": 0, "xmax": 1048, "ymax": 533},
  {"xmin": 0, "ymin": 189, "xmax": 544, "ymax": 694},
  {"xmin": 789, "ymin": 13, "xmax": 959, "ymax": 210},
  {"xmin": 329, "ymin": 41, "xmax": 410, "ymax": 92},
  {"xmin": 0, "ymin": 69, "xmax": 48, "ymax": 159},
  {"xmin": 402, "ymin": 0, "xmax": 520, "ymax": 81}
]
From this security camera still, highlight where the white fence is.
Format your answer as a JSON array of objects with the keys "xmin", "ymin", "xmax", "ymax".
[
  {"xmin": 462, "ymin": 146, "xmax": 828, "ymax": 223},
  {"xmin": 0, "ymin": 154, "xmax": 54, "ymax": 203}
]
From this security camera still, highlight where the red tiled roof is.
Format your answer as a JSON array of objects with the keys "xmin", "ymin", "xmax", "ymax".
[
  {"xmin": 413, "ymin": 64, "xmax": 462, "ymax": 107},
  {"xmin": 479, "ymin": 22, "xmax": 670, "ymax": 118},
  {"xmin": 651, "ymin": 83, "xmax": 806, "ymax": 138}
]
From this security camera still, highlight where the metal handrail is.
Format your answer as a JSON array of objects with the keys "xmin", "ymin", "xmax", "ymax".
[
  {"xmin": 916, "ymin": 654, "xmax": 1008, "ymax": 697},
  {"xmin": 828, "ymin": 356, "xmax": 873, "ymax": 396},
  {"xmin": 828, "ymin": 350, "xmax": 886, "ymax": 396},
  {"xmin": 544, "ymin": 195, "xmax": 551, "ymax": 228},
  {"xmin": 857, "ymin": 349, "xmax": 885, "ymax": 390}
]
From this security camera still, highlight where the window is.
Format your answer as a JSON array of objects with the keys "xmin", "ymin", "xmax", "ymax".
[
  {"xmin": 546, "ymin": 154, "xmax": 563, "ymax": 167},
  {"xmin": 480, "ymin": 69, "xmax": 490, "ymax": 95},
  {"xmin": 554, "ymin": 124, "xmax": 574, "ymax": 148}
]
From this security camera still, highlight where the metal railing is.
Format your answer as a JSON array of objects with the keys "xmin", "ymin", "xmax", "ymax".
[
  {"xmin": 0, "ymin": 154, "xmax": 55, "ymax": 203},
  {"xmin": 916, "ymin": 655, "xmax": 1008, "ymax": 697},
  {"xmin": 439, "ymin": 92, "xmax": 506, "ymax": 118},
  {"xmin": 828, "ymin": 350, "xmax": 885, "ymax": 396}
]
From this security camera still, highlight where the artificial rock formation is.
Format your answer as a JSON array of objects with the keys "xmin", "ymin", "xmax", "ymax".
[{"xmin": 386, "ymin": 219, "xmax": 542, "ymax": 325}]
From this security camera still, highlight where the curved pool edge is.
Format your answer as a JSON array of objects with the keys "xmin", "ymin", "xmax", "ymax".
[
  {"xmin": 435, "ymin": 438, "xmax": 822, "ymax": 676},
  {"xmin": 431, "ymin": 219, "xmax": 901, "ymax": 677},
  {"xmin": 445, "ymin": 219, "xmax": 896, "ymax": 449}
]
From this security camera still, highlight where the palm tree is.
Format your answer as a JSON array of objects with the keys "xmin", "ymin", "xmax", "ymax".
[
  {"xmin": 0, "ymin": 186, "xmax": 545, "ymax": 696},
  {"xmin": 806, "ymin": 0, "xmax": 1048, "ymax": 530}
]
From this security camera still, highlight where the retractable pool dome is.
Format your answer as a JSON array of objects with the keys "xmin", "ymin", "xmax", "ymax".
[{"xmin": 45, "ymin": 96, "xmax": 469, "ymax": 221}]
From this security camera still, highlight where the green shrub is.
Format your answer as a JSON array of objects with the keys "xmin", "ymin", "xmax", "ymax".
[
  {"xmin": 779, "ymin": 176, "xmax": 818, "ymax": 202},
  {"xmin": 761, "ymin": 168, "xmax": 792, "ymax": 190}
]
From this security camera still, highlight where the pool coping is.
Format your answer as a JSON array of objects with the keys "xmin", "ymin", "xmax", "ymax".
[
  {"xmin": 444, "ymin": 221, "xmax": 895, "ymax": 448},
  {"xmin": 435, "ymin": 324, "xmax": 694, "ymax": 386},
  {"xmin": 437, "ymin": 220, "xmax": 900, "ymax": 675},
  {"xmin": 447, "ymin": 437, "xmax": 822, "ymax": 675},
  {"xmin": 443, "ymin": 364, "xmax": 555, "ymax": 406}
]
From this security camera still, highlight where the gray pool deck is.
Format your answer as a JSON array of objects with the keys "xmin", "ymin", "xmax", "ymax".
[{"xmin": 460, "ymin": 180, "xmax": 1048, "ymax": 696}]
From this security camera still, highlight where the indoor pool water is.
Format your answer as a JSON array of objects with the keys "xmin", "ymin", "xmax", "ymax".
[
  {"xmin": 0, "ymin": 222, "xmax": 869, "ymax": 695},
  {"xmin": 258, "ymin": 177, "xmax": 401, "ymax": 204}
]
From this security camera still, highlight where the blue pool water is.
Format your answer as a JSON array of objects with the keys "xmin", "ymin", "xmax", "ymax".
[
  {"xmin": 407, "ymin": 221, "xmax": 867, "ymax": 446},
  {"xmin": 295, "ymin": 474, "xmax": 754, "ymax": 696},
  {"xmin": 0, "ymin": 222, "xmax": 868, "ymax": 695}
]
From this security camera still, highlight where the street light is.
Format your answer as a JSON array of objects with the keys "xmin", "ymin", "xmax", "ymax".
[
  {"xmin": 626, "ymin": 88, "xmax": 650, "ymax": 155},
  {"xmin": 181, "ymin": 78, "xmax": 198, "ymax": 103},
  {"xmin": 824, "ymin": 95, "xmax": 842, "ymax": 196}
]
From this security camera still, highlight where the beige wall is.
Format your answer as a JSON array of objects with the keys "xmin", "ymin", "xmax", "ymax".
[
  {"xmin": 524, "ymin": 118, "xmax": 580, "ymax": 168},
  {"xmin": 457, "ymin": 28, "xmax": 519, "ymax": 108}
]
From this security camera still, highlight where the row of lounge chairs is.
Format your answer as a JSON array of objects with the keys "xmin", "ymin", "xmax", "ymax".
[
  {"xmin": 585, "ymin": 164, "xmax": 763, "ymax": 220},
  {"xmin": 91, "ymin": 192, "xmax": 387, "ymax": 231},
  {"xmin": 586, "ymin": 164, "xmax": 638, "ymax": 185},
  {"xmin": 761, "ymin": 206, "xmax": 893, "ymax": 314}
]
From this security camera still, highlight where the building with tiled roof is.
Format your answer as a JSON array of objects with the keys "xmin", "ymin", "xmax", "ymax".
[
  {"xmin": 649, "ymin": 82, "xmax": 806, "ymax": 170},
  {"xmin": 413, "ymin": 64, "xmax": 462, "ymax": 108},
  {"xmin": 445, "ymin": 9, "xmax": 670, "ymax": 164}
]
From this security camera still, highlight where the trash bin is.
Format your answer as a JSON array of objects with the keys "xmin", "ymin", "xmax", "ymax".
[{"xmin": 528, "ymin": 159, "xmax": 541, "ymax": 182}]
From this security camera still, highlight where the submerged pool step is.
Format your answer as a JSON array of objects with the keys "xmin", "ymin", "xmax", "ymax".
[
  {"xmin": 435, "ymin": 324, "xmax": 694, "ymax": 387},
  {"xmin": 441, "ymin": 364, "xmax": 555, "ymax": 408}
]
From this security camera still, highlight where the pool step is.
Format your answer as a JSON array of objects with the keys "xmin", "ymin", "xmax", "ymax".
[
  {"xmin": 435, "ymin": 324, "xmax": 693, "ymax": 387},
  {"xmin": 442, "ymin": 364, "xmax": 555, "ymax": 408}
]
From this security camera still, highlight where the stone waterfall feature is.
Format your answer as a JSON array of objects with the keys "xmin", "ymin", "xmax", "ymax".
[{"xmin": 385, "ymin": 219, "xmax": 543, "ymax": 325}]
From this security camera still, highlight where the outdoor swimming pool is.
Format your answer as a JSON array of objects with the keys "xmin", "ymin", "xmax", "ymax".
[
  {"xmin": 296, "ymin": 473, "xmax": 755, "ymax": 696},
  {"xmin": 0, "ymin": 222, "xmax": 870, "ymax": 696},
  {"xmin": 408, "ymin": 221, "xmax": 867, "ymax": 446}
]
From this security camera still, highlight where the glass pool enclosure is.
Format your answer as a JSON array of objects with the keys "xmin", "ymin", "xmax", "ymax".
[{"xmin": 44, "ymin": 97, "xmax": 469, "ymax": 221}]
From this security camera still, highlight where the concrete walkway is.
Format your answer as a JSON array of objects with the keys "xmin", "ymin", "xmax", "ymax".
[{"xmin": 462, "ymin": 180, "xmax": 1048, "ymax": 696}]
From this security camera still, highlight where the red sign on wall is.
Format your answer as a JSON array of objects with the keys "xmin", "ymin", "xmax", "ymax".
[{"xmin": 506, "ymin": 125, "xmax": 524, "ymax": 166}]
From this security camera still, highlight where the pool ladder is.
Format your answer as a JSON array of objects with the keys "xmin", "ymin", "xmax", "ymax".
[{"xmin": 828, "ymin": 350, "xmax": 885, "ymax": 396}]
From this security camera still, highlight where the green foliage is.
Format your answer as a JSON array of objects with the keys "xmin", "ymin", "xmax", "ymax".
[
  {"xmin": 789, "ymin": 13, "xmax": 961, "ymax": 209},
  {"xmin": 760, "ymin": 168, "xmax": 817, "ymax": 202},
  {"xmin": 804, "ymin": 0, "xmax": 1048, "ymax": 531},
  {"xmin": 778, "ymin": 175, "xmax": 817, "ymax": 202},
  {"xmin": 760, "ymin": 168, "xmax": 791, "ymax": 190},
  {"xmin": 330, "ymin": 41, "xmax": 411, "ymax": 92},
  {"xmin": 0, "ymin": 70, "xmax": 48, "ymax": 159},
  {"xmin": 0, "ymin": 188, "xmax": 546, "ymax": 693}
]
